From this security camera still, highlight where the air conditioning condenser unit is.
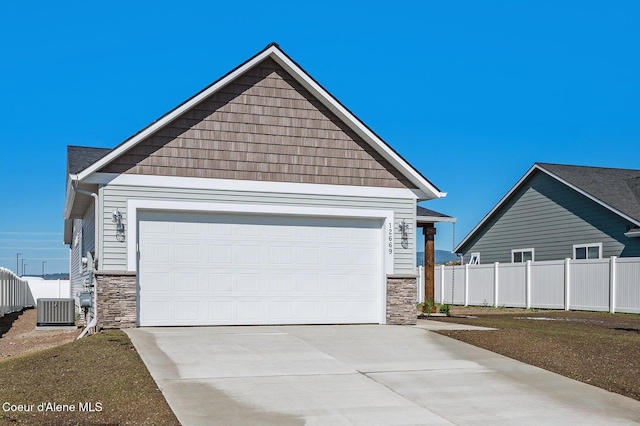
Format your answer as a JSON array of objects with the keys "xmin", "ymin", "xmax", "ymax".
[{"xmin": 37, "ymin": 298, "xmax": 75, "ymax": 328}]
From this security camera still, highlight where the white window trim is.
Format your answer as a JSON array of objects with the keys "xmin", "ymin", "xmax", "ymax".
[
  {"xmin": 469, "ymin": 252, "xmax": 480, "ymax": 265},
  {"xmin": 511, "ymin": 248, "xmax": 535, "ymax": 263},
  {"xmin": 573, "ymin": 242, "xmax": 603, "ymax": 260}
]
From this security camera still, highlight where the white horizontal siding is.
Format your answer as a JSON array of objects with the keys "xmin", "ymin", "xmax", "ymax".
[{"xmin": 100, "ymin": 184, "xmax": 416, "ymax": 274}]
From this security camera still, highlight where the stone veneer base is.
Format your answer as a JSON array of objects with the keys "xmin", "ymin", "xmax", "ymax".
[
  {"xmin": 386, "ymin": 274, "xmax": 418, "ymax": 325},
  {"xmin": 93, "ymin": 271, "xmax": 417, "ymax": 328},
  {"xmin": 95, "ymin": 271, "xmax": 137, "ymax": 329}
]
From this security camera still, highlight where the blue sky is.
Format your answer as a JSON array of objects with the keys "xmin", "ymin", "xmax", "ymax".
[{"xmin": 1, "ymin": 1, "xmax": 638, "ymax": 274}]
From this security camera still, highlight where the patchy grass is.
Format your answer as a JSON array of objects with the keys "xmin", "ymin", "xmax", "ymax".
[
  {"xmin": 430, "ymin": 307, "xmax": 640, "ymax": 401},
  {"xmin": 0, "ymin": 330, "xmax": 179, "ymax": 425}
]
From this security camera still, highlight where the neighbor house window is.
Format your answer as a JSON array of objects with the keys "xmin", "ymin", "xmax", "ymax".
[
  {"xmin": 573, "ymin": 243, "xmax": 602, "ymax": 260},
  {"xmin": 469, "ymin": 252, "xmax": 480, "ymax": 265},
  {"xmin": 512, "ymin": 248, "xmax": 534, "ymax": 263}
]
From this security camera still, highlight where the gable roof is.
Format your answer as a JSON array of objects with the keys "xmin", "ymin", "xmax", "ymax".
[
  {"xmin": 538, "ymin": 163, "xmax": 640, "ymax": 223},
  {"xmin": 455, "ymin": 163, "xmax": 640, "ymax": 253},
  {"xmin": 68, "ymin": 43, "xmax": 445, "ymax": 200}
]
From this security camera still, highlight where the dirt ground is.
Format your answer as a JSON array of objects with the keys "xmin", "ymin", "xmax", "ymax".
[
  {"xmin": 428, "ymin": 306, "xmax": 640, "ymax": 401},
  {"xmin": 0, "ymin": 308, "xmax": 79, "ymax": 360}
]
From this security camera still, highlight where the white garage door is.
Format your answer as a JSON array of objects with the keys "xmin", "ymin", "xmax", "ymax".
[{"xmin": 137, "ymin": 211, "xmax": 383, "ymax": 326}]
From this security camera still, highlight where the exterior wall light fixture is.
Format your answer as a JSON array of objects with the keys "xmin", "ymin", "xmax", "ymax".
[
  {"xmin": 399, "ymin": 219, "xmax": 409, "ymax": 249},
  {"xmin": 112, "ymin": 209, "xmax": 126, "ymax": 242}
]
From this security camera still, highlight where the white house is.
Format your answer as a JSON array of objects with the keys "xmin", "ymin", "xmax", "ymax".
[{"xmin": 63, "ymin": 43, "xmax": 447, "ymax": 328}]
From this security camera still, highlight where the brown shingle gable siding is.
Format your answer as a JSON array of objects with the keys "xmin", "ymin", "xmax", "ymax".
[{"xmin": 100, "ymin": 58, "xmax": 415, "ymax": 189}]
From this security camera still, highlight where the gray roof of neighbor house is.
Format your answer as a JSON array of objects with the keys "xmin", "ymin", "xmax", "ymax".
[
  {"xmin": 455, "ymin": 163, "xmax": 640, "ymax": 253},
  {"xmin": 538, "ymin": 163, "xmax": 640, "ymax": 223},
  {"xmin": 416, "ymin": 206, "xmax": 456, "ymax": 223},
  {"xmin": 67, "ymin": 146, "xmax": 112, "ymax": 174}
]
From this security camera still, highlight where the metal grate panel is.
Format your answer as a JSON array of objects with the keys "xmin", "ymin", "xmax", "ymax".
[{"xmin": 37, "ymin": 298, "xmax": 75, "ymax": 326}]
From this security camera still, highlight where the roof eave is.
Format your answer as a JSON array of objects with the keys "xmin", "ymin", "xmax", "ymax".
[
  {"xmin": 417, "ymin": 215, "xmax": 457, "ymax": 224},
  {"xmin": 62, "ymin": 174, "xmax": 78, "ymax": 220}
]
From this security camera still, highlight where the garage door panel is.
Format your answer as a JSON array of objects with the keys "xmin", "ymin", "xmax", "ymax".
[
  {"xmin": 208, "ymin": 273, "xmax": 233, "ymax": 292},
  {"xmin": 175, "ymin": 245, "xmax": 198, "ymax": 264},
  {"xmin": 138, "ymin": 211, "xmax": 383, "ymax": 326},
  {"xmin": 327, "ymin": 302, "xmax": 350, "ymax": 320},
  {"xmin": 237, "ymin": 273, "xmax": 261, "ymax": 292},
  {"xmin": 353, "ymin": 301, "xmax": 376, "ymax": 319},
  {"xmin": 142, "ymin": 300, "xmax": 172, "ymax": 322},
  {"xmin": 142, "ymin": 272, "xmax": 170, "ymax": 292},
  {"xmin": 268, "ymin": 274, "xmax": 293, "ymax": 292},
  {"xmin": 269, "ymin": 301, "xmax": 293, "ymax": 320},
  {"xmin": 174, "ymin": 302, "xmax": 199, "ymax": 320},
  {"xmin": 144, "ymin": 243, "xmax": 170, "ymax": 263},
  {"xmin": 327, "ymin": 275, "xmax": 350, "ymax": 293},
  {"xmin": 237, "ymin": 301, "xmax": 262, "ymax": 320},
  {"xmin": 208, "ymin": 301, "xmax": 233, "ymax": 320},
  {"xmin": 208, "ymin": 246, "xmax": 233, "ymax": 264},
  {"xmin": 270, "ymin": 247, "xmax": 293, "ymax": 264},
  {"xmin": 237, "ymin": 245, "xmax": 261, "ymax": 264},
  {"xmin": 296, "ymin": 275, "xmax": 320, "ymax": 293},
  {"xmin": 174, "ymin": 221, "xmax": 199, "ymax": 234},
  {"xmin": 174, "ymin": 273, "xmax": 198, "ymax": 292}
]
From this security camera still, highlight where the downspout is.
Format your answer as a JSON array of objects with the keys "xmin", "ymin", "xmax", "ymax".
[{"xmin": 71, "ymin": 182, "xmax": 100, "ymax": 339}]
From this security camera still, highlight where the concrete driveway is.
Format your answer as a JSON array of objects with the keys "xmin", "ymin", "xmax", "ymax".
[{"xmin": 125, "ymin": 322, "xmax": 640, "ymax": 425}]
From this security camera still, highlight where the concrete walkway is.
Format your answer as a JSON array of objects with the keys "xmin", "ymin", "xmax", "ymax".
[{"xmin": 125, "ymin": 324, "xmax": 640, "ymax": 425}]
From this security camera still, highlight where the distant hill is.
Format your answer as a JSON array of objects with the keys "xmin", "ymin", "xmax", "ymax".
[
  {"xmin": 44, "ymin": 273, "xmax": 70, "ymax": 280},
  {"xmin": 417, "ymin": 250, "xmax": 460, "ymax": 266}
]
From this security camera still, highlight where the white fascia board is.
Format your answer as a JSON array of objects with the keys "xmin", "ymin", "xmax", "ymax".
[
  {"xmin": 85, "ymin": 172, "xmax": 421, "ymax": 200},
  {"xmin": 454, "ymin": 164, "xmax": 540, "ymax": 253},
  {"xmin": 63, "ymin": 175, "xmax": 77, "ymax": 220},
  {"xmin": 269, "ymin": 50, "xmax": 445, "ymax": 200},
  {"xmin": 75, "ymin": 45, "xmax": 444, "ymax": 199},
  {"xmin": 417, "ymin": 216, "xmax": 457, "ymax": 224},
  {"xmin": 126, "ymin": 198, "xmax": 395, "ymax": 275}
]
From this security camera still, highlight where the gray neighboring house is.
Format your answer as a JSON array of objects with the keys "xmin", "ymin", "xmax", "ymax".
[
  {"xmin": 455, "ymin": 163, "xmax": 640, "ymax": 264},
  {"xmin": 63, "ymin": 43, "xmax": 447, "ymax": 329}
]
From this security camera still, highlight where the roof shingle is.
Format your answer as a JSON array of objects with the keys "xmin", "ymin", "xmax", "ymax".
[
  {"xmin": 537, "ymin": 163, "xmax": 640, "ymax": 223},
  {"xmin": 67, "ymin": 146, "xmax": 112, "ymax": 175}
]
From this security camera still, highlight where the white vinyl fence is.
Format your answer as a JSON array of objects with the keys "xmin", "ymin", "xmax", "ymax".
[
  {"xmin": 430, "ymin": 256, "xmax": 640, "ymax": 314},
  {"xmin": 25, "ymin": 278, "xmax": 71, "ymax": 306},
  {"xmin": 0, "ymin": 268, "xmax": 30, "ymax": 318}
]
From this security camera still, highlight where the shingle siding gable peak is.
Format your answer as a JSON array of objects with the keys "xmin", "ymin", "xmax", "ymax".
[
  {"xmin": 69, "ymin": 43, "xmax": 444, "ymax": 200},
  {"xmin": 454, "ymin": 163, "xmax": 640, "ymax": 254}
]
